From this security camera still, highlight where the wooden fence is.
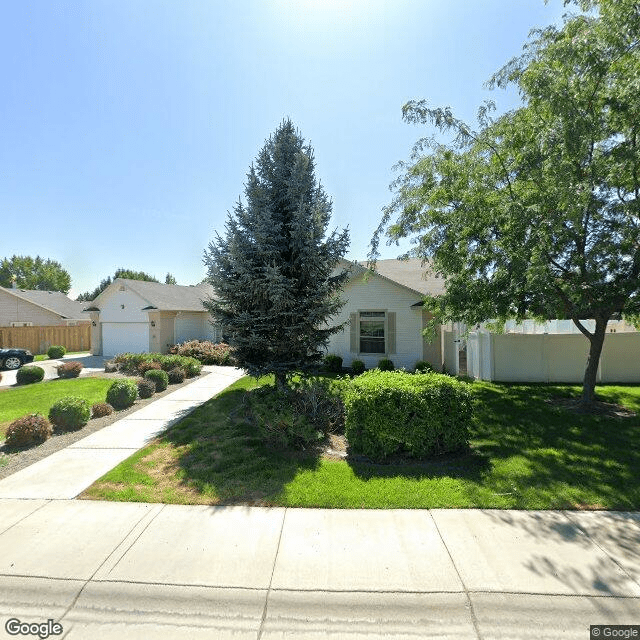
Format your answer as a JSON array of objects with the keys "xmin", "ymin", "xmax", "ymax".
[{"xmin": 0, "ymin": 325, "xmax": 91, "ymax": 355}]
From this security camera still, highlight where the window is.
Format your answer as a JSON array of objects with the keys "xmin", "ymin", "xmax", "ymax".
[
  {"xmin": 10, "ymin": 322, "xmax": 33, "ymax": 327},
  {"xmin": 359, "ymin": 311, "xmax": 385, "ymax": 354}
]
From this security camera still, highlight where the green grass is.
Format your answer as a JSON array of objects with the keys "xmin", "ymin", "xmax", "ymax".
[
  {"xmin": 81, "ymin": 377, "xmax": 640, "ymax": 510},
  {"xmin": 0, "ymin": 377, "xmax": 114, "ymax": 440},
  {"xmin": 34, "ymin": 351, "xmax": 87, "ymax": 361}
]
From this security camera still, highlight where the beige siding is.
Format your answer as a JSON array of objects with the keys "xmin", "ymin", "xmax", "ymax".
[
  {"xmin": 0, "ymin": 289, "xmax": 65, "ymax": 326},
  {"xmin": 326, "ymin": 272, "xmax": 439, "ymax": 370}
]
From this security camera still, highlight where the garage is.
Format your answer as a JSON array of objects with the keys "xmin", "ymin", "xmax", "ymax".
[{"xmin": 101, "ymin": 322, "xmax": 150, "ymax": 357}]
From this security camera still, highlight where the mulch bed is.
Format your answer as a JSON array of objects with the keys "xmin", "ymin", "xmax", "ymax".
[{"xmin": 0, "ymin": 371, "xmax": 207, "ymax": 481}]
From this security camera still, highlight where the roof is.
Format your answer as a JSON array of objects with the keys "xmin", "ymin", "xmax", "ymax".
[
  {"xmin": 347, "ymin": 258, "xmax": 446, "ymax": 297},
  {"xmin": 110, "ymin": 279, "xmax": 215, "ymax": 312},
  {"xmin": 0, "ymin": 287, "xmax": 89, "ymax": 319}
]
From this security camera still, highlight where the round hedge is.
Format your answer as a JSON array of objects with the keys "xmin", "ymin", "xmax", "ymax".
[
  {"xmin": 144, "ymin": 369, "xmax": 169, "ymax": 392},
  {"xmin": 16, "ymin": 365, "xmax": 45, "ymax": 385},
  {"xmin": 92, "ymin": 402, "xmax": 114, "ymax": 418},
  {"xmin": 167, "ymin": 367, "xmax": 185, "ymax": 384},
  {"xmin": 137, "ymin": 378, "xmax": 156, "ymax": 399},
  {"xmin": 106, "ymin": 379, "xmax": 138, "ymax": 409},
  {"xmin": 5, "ymin": 414, "xmax": 52, "ymax": 447},
  {"xmin": 47, "ymin": 345, "xmax": 66, "ymax": 359},
  {"xmin": 351, "ymin": 360, "xmax": 365, "ymax": 375},
  {"xmin": 48, "ymin": 396, "xmax": 91, "ymax": 432}
]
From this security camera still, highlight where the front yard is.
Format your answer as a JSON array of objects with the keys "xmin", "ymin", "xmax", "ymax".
[{"xmin": 80, "ymin": 376, "xmax": 640, "ymax": 510}]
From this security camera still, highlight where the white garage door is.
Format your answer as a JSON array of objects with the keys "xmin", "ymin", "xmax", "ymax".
[{"xmin": 102, "ymin": 323, "xmax": 149, "ymax": 357}]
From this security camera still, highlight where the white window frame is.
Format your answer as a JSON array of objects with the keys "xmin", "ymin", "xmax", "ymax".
[
  {"xmin": 10, "ymin": 322, "xmax": 33, "ymax": 327},
  {"xmin": 358, "ymin": 310, "xmax": 387, "ymax": 355}
]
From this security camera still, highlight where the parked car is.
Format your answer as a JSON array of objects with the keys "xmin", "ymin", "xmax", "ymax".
[{"xmin": 0, "ymin": 348, "xmax": 35, "ymax": 370}]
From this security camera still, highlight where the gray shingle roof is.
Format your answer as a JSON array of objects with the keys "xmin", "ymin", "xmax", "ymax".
[
  {"xmin": 117, "ymin": 279, "xmax": 215, "ymax": 312},
  {"xmin": 2, "ymin": 288, "xmax": 89, "ymax": 319},
  {"xmin": 356, "ymin": 258, "xmax": 446, "ymax": 296}
]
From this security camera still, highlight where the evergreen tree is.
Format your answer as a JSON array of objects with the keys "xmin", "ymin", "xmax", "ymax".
[{"xmin": 204, "ymin": 119, "xmax": 350, "ymax": 389}]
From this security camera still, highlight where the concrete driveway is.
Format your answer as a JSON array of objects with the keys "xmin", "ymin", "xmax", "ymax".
[{"xmin": 0, "ymin": 353, "xmax": 109, "ymax": 387}]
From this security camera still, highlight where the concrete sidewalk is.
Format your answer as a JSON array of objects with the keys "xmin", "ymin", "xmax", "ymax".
[
  {"xmin": 0, "ymin": 366, "xmax": 245, "ymax": 499},
  {"xmin": 0, "ymin": 503, "xmax": 637, "ymax": 638}
]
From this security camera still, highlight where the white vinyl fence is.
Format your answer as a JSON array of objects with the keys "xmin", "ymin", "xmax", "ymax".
[{"xmin": 467, "ymin": 330, "xmax": 640, "ymax": 383}]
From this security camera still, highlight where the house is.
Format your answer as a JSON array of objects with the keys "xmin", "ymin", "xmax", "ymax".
[
  {"xmin": 325, "ymin": 259, "xmax": 446, "ymax": 370},
  {"xmin": 0, "ymin": 286, "xmax": 90, "ymax": 327},
  {"xmin": 86, "ymin": 279, "xmax": 220, "ymax": 357}
]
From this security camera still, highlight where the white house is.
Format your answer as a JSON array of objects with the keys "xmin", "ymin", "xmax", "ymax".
[
  {"xmin": 86, "ymin": 279, "xmax": 220, "ymax": 357},
  {"xmin": 326, "ymin": 259, "xmax": 446, "ymax": 370}
]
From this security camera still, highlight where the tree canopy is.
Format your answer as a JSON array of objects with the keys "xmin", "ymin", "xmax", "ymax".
[
  {"xmin": 204, "ymin": 119, "xmax": 350, "ymax": 389},
  {"xmin": 371, "ymin": 0, "xmax": 640, "ymax": 404},
  {"xmin": 0, "ymin": 255, "xmax": 72, "ymax": 294},
  {"xmin": 76, "ymin": 269, "xmax": 161, "ymax": 301}
]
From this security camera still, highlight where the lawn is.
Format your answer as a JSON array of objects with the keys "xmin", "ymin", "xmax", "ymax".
[
  {"xmin": 0, "ymin": 377, "xmax": 114, "ymax": 441},
  {"xmin": 34, "ymin": 351, "xmax": 87, "ymax": 362},
  {"xmin": 80, "ymin": 376, "xmax": 640, "ymax": 510}
]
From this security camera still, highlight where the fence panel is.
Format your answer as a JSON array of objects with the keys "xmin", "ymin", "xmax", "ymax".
[{"xmin": 0, "ymin": 325, "xmax": 91, "ymax": 354}]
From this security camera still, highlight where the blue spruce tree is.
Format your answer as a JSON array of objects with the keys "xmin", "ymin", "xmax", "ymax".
[{"xmin": 203, "ymin": 119, "xmax": 350, "ymax": 389}]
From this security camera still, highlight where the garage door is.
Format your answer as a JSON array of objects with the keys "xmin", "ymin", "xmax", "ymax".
[{"xmin": 102, "ymin": 323, "xmax": 149, "ymax": 357}]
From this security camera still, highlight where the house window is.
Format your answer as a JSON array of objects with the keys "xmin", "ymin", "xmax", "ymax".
[
  {"xmin": 10, "ymin": 322, "xmax": 33, "ymax": 327},
  {"xmin": 359, "ymin": 311, "xmax": 386, "ymax": 354}
]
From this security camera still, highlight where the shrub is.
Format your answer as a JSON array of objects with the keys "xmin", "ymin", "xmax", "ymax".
[
  {"xmin": 5, "ymin": 414, "xmax": 52, "ymax": 447},
  {"xmin": 138, "ymin": 360, "xmax": 162, "ymax": 375},
  {"xmin": 323, "ymin": 354, "xmax": 343, "ymax": 373},
  {"xmin": 182, "ymin": 357, "xmax": 202, "ymax": 378},
  {"xmin": 48, "ymin": 396, "xmax": 91, "ymax": 432},
  {"xmin": 344, "ymin": 370, "xmax": 472, "ymax": 461},
  {"xmin": 47, "ymin": 345, "xmax": 66, "ymax": 359},
  {"xmin": 104, "ymin": 360, "xmax": 119, "ymax": 373},
  {"xmin": 106, "ymin": 379, "xmax": 138, "ymax": 409},
  {"xmin": 113, "ymin": 353, "xmax": 155, "ymax": 375},
  {"xmin": 92, "ymin": 402, "xmax": 114, "ymax": 418},
  {"xmin": 16, "ymin": 365, "xmax": 45, "ymax": 385},
  {"xmin": 167, "ymin": 367, "xmax": 186, "ymax": 384},
  {"xmin": 169, "ymin": 340, "xmax": 235, "ymax": 366},
  {"xmin": 137, "ymin": 378, "xmax": 156, "ymax": 399},
  {"xmin": 351, "ymin": 359, "xmax": 365, "ymax": 375},
  {"xmin": 414, "ymin": 360, "xmax": 435, "ymax": 373},
  {"xmin": 57, "ymin": 361, "xmax": 83, "ymax": 379},
  {"xmin": 144, "ymin": 369, "xmax": 169, "ymax": 392},
  {"xmin": 377, "ymin": 358, "xmax": 395, "ymax": 371}
]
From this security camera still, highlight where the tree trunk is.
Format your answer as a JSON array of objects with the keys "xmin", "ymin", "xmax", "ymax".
[
  {"xmin": 581, "ymin": 316, "xmax": 608, "ymax": 406},
  {"xmin": 275, "ymin": 371, "xmax": 288, "ymax": 393}
]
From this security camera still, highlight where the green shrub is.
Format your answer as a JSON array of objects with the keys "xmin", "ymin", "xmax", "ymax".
[
  {"xmin": 351, "ymin": 359, "xmax": 365, "ymax": 375},
  {"xmin": 106, "ymin": 379, "xmax": 138, "ymax": 409},
  {"xmin": 377, "ymin": 358, "xmax": 395, "ymax": 371},
  {"xmin": 136, "ymin": 378, "xmax": 156, "ymax": 399},
  {"xmin": 16, "ymin": 365, "xmax": 45, "ymax": 385},
  {"xmin": 344, "ymin": 370, "xmax": 472, "ymax": 461},
  {"xmin": 113, "ymin": 353, "xmax": 156, "ymax": 374},
  {"xmin": 169, "ymin": 340, "xmax": 235, "ymax": 366},
  {"xmin": 159, "ymin": 355, "xmax": 183, "ymax": 372},
  {"xmin": 47, "ymin": 345, "xmax": 66, "ymax": 359},
  {"xmin": 92, "ymin": 402, "xmax": 114, "ymax": 418},
  {"xmin": 144, "ymin": 369, "xmax": 169, "ymax": 392},
  {"xmin": 182, "ymin": 357, "xmax": 202, "ymax": 378},
  {"xmin": 138, "ymin": 360, "xmax": 162, "ymax": 375},
  {"xmin": 167, "ymin": 367, "xmax": 185, "ymax": 384},
  {"xmin": 48, "ymin": 396, "xmax": 91, "ymax": 432},
  {"xmin": 323, "ymin": 354, "xmax": 343, "ymax": 373},
  {"xmin": 414, "ymin": 360, "xmax": 435, "ymax": 373},
  {"xmin": 57, "ymin": 361, "xmax": 83, "ymax": 379},
  {"xmin": 5, "ymin": 414, "xmax": 52, "ymax": 447}
]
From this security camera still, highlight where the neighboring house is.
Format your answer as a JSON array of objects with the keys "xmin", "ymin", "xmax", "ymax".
[
  {"xmin": 86, "ymin": 279, "xmax": 220, "ymax": 357},
  {"xmin": 326, "ymin": 259, "xmax": 446, "ymax": 371},
  {"xmin": 0, "ymin": 286, "xmax": 90, "ymax": 327}
]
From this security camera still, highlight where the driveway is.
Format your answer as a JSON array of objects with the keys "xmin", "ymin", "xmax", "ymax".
[{"xmin": 0, "ymin": 353, "xmax": 109, "ymax": 387}]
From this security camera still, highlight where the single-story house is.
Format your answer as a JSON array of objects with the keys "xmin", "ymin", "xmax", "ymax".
[
  {"xmin": 86, "ymin": 279, "xmax": 220, "ymax": 357},
  {"xmin": 0, "ymin": 286, "xmax": 90, "ymax": 327},
  {"xmin": 325, "ymin": 259, "xmax": 446, "ymax": 370}
]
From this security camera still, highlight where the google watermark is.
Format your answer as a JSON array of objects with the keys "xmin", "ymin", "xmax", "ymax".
[
  {"xmin": 4, "ymin": 618, "xmax": 63, "ymax": 639},
  {"xmin": 591, "ymin": 626, "xmax": 640, "ymax": 639}
]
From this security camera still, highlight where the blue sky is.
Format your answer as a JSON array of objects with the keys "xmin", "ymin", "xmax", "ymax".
[{"xmin": 1, "ymin": 0, "xmax": 566, "ymax": 298}]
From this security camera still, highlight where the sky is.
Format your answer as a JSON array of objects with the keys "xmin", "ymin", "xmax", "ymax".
[{"xmin": 0, "ymin": 0, "xmax": 567, "ymax": 298}]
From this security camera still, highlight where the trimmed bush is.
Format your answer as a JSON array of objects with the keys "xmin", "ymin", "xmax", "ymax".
[
  {"xmin": 167, "ymin": 367, "xmax": 185, "ymax": 384},
  {"xmin": 351, "ymin": 359, "xmax": 365, "ymax": 375},
  {"xmin": 57, "ymin": 361, "xmax": 83, "ymax": 379},
  {"xmin": 47, "ymin": 345, "xmax": 66, "ymax": 359},
  {"xmin": 377, "ymin": 358, "xmax": 395, "ymax": 371},
  {"xmin": 169, "ymin": 340, "xmax": 235, "ymax": 366},
  {"xmin": 323, "ymin": 354, "xmax": 343, "ymax": 373},
  {"xmin": 182, "ymin": 357, "xmax": 202, "ymax": 378},
  {"xmin": 5, "ymin": 414, "xmax": 52, "ymax": 447},
  {"xmin": 138, "ymin": 361, "xmax": 162, "ymax": 375},
  {"xmin": 49, "ymin": 396, "xmax": 91, "ymax": 432},
  {"xmin": 16, "ymin": 365, "xmax": 45, "ymax": 385},
  {"xmin": 344, "ymin": 370, "xmax": 472, "ymax": 461},
  {"xmin": 137, "ymin": 378, "xmax": 156, "ymax": 399},
  {"xmin": 106, "ymin": 379, "xmax": 138, "ymax": 409},
  {"xmin": 414, "ymin": 360, "xmax": 435, "ymax": 373},
  {"xmin": 144, "ymin": 369, "xmax": 169, "ymax": 392},
  {"xmin": 92, "ymin": 402, "xmax": 114, "ymax": 418}
]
